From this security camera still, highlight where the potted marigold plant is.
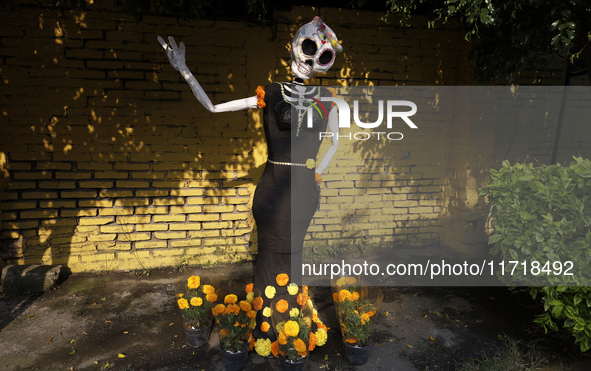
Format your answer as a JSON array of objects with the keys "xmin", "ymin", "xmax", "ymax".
[
  {"xmin": 258, "ymin": 273, "xmax": 328, "ymax": 371},
  {"xmin": 175, "ymin": 275, "xmax": 218, "ymax": 348},
  {"xmin": 212, "ymin": 281, "xmax": 262, "ymax": 371},
  {"xmin": 331, "ymin": 276, "xmax": 382, "ymax": 366}
]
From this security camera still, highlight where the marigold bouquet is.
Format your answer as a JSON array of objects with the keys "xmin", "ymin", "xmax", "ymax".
[
  {"xmin": 213, "ymin": 282, "xmax": 262, "ymax": 353},
  {"xmin": 331, "ymin": 276, "xmax": 382, "ymax": 347},
  {"xmin": 257, "ymin": 273, "xmax": 329, "ymax": 363},
  {"xmin": 175, "ymin": 275, "xmax": 218, "ymax": 329}
]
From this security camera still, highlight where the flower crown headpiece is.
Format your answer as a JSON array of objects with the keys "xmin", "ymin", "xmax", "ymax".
[{"xmin": 311, "ymin": 16, "xmax": 343, "ymax": 53}]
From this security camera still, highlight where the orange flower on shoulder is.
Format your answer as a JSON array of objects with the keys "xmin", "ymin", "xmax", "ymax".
[
  {"xmin": 275, "ymin": 299, "xmax": 289, "ymax": 313},
  {"xmin": 261, "ymin": 321, "xmax": 270, "ymax": 332},
  {"xmin": 276, "ymin": 273, "xmax": 289, "ymax": 286},
  {"xmin": 256, "ymin": 86, "xmax": 266, "ymax": 108},
  {"xmin": 253, "ymin": 296, "xmax": 263, "ymax": 311},
  {"xmin": 246, "ymin": 283, "xmax": 254, "ymax": 294},
  {"xmin": 271, "ymin": 340, "xmax": 279, "ymax": 358}
]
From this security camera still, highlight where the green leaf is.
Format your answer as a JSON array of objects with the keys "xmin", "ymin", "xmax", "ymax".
[
  {"xmin": 488, "ymin": 234, "xmax": 502, "ymax": 244},
  {"xmin": 509, "ymin": 249, "xmax": 519, "ymax": 260}
]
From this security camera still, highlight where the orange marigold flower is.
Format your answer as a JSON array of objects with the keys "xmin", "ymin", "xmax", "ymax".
[
  {"xmin": 338, "ymin": 289, "xmax": 351, "ymax": 302},
  {"xmin": 316, "ymin": 322, "xmax": 328, "ymax": 332},
  {"xmin": 219, "ymin": 329, "xmax": 230, "ymax": 338},
  {"xmin": 361, "ymin": 312, "xmax": 370, "ymax": 322},
  {"xmin": 249, "ymin": 337, "xmax": 256, "ymax": 351},
  {"xmin": 246, "ymin": 310, "xmax": 257, "ymax": 319},
  {"xmin": 206, "ymin": 293, "xmax": 218, "ymax": 303},
  {"xmin": 275, "ymin": 299, "xmax": 289, "ymax": 313},
  {"xmin": 225, "ymin": 304, "xmax": 240, "ymax": 316},
  {"xmin": 302, "ymin": 285, "xmax": 309, "ymax": 295},
  {"xmin": 177, "ymin": 298, "xmax": 189, "ymax": 310},
  {"xmin": 256, "ymin": 86, "xmax": 266, "ymax": 108},
  {"xmin": 367, "ymin": 310, "xmax": 376, "ymax": 317},
  {"xmin": 312, "ymin": 313, "xmax": 319, "ymax": 323},
  {"xmin": 282, "ymin": 320, "xmax": 300, "ymax": 337},
  {"xmin": 278, "ymin": 332, "xmax": 288, "ymax": 345},
  {"xmin": 190, "ymin": 297, "xmax": 203, "ymax": 307},
  {"xmin": 271, "ymin": 340, "xmax": 279, "ymax": 358},
  {"xmin": 234, "ymin": 321, "xmax": 241, "ymax": 327},
  {"xmin": 253, "ymin": 296, "xmax": 263, "ymax": 311},
  {"xmin": 308, "ymin": 331, "xmax": 317, "ymax": 351},
  {"xmin": 276, "ymin": 273, "xmax": 289, "ymax": 286},
  {"xmin": 245, "ymin": 283, "xmax": 254, "ymax": 294},
  {"xmin": 332, "ymin": 292, "xmax": 338, "ymax": 302},
  {"xmin": 212, "ymin": 303, "xmax": 226, "ymax": 316},
  {"xmin": 350, "ymin": 292, "xmax": 360, "ymax": 301},
  {"xmin": 187, "ymin": 275, "xmax": 200, "ymax": 289},
  {"xmin": 261, "ymin": 321, "xmax": 270, "ymax": 332},
  {"xmin": 224, "ymin": 294, "xmax": 238, "ymax": 304},
  {"xmin": 202, "ymin": 285, "xmax": 215, "ymax": 295},
  {"xmin": 239, "ymin": 300, "xmax": 252, "ymax": 312},
  {"xmin": 297, "ymin": 293, "xmax": 307, "ymax": 306},
  {"xmin": 293, "ymin": 338, "xmax": 307, "ymax": 353},
  {"xmin": 345, "ymin": 337, "xmax": 357, "ymax": 344}
]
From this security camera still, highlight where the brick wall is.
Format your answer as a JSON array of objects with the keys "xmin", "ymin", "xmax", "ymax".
[{"xmin": 0, "ymin": 3, "xmax": 580, "ymax": 272}]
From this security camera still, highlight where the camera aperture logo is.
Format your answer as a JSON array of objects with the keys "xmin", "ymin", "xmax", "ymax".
[{"xmin": 314, "ymin": 96, "xmax": 418, "ymax": 141}]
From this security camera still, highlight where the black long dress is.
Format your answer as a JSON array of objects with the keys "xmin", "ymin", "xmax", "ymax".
[{"xmin": 252, "ymin": 82, "xmax": 329, "ymax": 340}]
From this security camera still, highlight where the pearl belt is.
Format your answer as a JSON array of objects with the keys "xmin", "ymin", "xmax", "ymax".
[{"xmin": 268, "ymin": 159, "xmax": 316, "ymax": 169}]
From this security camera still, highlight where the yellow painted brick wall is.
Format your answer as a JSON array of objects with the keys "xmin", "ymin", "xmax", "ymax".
[{"xmin": 1, "ymin": 3, "xmax": 549, "ymax": 271}]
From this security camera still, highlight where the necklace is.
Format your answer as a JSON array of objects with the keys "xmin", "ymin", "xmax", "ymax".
[{"xmin": 279, "ymin": 83, "xmax": 318, "ymax": 136}]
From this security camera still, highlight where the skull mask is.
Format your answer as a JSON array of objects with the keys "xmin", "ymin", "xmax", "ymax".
[{"xmin": 291, "ymin": 17, "xmax": 343, "ymax": 80}]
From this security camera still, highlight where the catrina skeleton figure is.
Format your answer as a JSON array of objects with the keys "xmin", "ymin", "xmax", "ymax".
[{"xmin": 159, "ymin": 16, "xmax": 342, "ymax": 341}]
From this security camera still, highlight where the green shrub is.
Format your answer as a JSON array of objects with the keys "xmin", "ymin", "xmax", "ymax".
[{"xmin": 480, "ymin": 157, "xmax": 591, "ymax": 351}]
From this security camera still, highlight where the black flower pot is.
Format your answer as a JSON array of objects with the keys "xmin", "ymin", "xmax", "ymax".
[
  {"xmin": 343, "ymin": 342, "xmax": 370, "ymax": 366},
  {"xmin": 279, "ymin": 356, "xmax": 308, "ymax": 371},
  {"xmin": 221, "ymin": 348, "xmax": 248, "ymax": 371},
  {"xmin": 183, "ymin": 320, "xmax": 212, "ymax": 348}
]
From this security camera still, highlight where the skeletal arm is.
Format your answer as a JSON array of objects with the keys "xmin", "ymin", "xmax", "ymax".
[
  {"xmin": 157, "ymin": 36, "xmax": 257, "ymax": 113},
  {"xmin": 316, "ymin": 105, "xmax": 339, "ymax": 176}
]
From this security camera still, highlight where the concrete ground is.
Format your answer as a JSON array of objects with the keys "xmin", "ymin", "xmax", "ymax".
[{"xmin": 1, "ymin": 262, "xmax": 589, "ymax": 371}]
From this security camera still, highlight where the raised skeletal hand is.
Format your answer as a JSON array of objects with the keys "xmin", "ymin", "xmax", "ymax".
[
  {"xmin": 156, "ymin": 35, "xmax": 258, "ymax": 113},
  {"xmin": 157, "ymin": 36, "xmax": 187, "ymax": 71}
]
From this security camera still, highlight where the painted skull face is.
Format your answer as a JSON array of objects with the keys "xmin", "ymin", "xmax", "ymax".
[{"xmin": 291, "ymin": 17, "xmax": 342, "ymax": 80}]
